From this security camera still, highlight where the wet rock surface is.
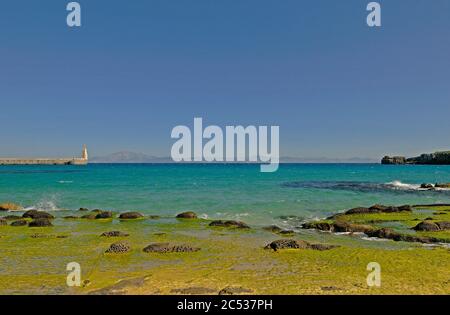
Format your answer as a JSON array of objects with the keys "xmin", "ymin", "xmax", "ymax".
[
  {"xmin": 119, "ymin": 212, "xmax": 144, "ymax": 219},
  {"xmin": 176, "ymin": 211, "xmax": 198, "ymax": 219},
  {"xmin": 28, "ymin": 218, "xmax": 53, "ymax": 227},
  {"xmin": 22, "ymin": 210, "xmax": 54, "ymax": 219},
  {"xmin": 10, "ymin": 219, "xmax": 28, "ymax": 227},
  {"xmin": 101, "ymin": 231, "xmax": 130, "ymax": 237},
  {"xmin": 264, "ymin": 239, "xmax": 338, "ymax": 251}
]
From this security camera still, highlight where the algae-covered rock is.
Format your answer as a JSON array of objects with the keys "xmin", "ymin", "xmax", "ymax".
[
  {"xmin": 413, "ymin": 221, "xmax": 440, "ymax": 231},
  {"xmin": 22, "ymin": 210, "xmax": 54, "ymax": 219},
  {"xmin": 436, "ymin": 221, "xmax": 450, "ymax": 230},
  {"xmin": 29, "ymin": 218, "xmax": 53, "ymax": 227},
  {"xmin": 333, "ymin": 221, "xmax": 375, "ymax": 234},
  {"xmin": 143, "ymin": 243, "xmax": 200, "ymax": 253},
  {"xmin": 0, "ymin": 202, "xmax": 23, "ymax": 211},
  {"xmin": 265, "ymin": 239, "xmax": 339, "ymax": 251},
  {"xmin": 119, "ymin": 212, "xmax": 144, "ymax": 219},
  {"xmin": 10, "ymin": 219, "xmax": 28, "ymax": 227},
  {"xmin": 301, "ymin": 221, "xmax": 334, "ymax": 232},
  {"xmin": 345, "ymin": 204, "xmax": 412, "ymax": 215},
  {"xmin": 101, "ymin": 231, "xmax": 130, "ymax": 237},
  {"xmin": 176, "ymin": 211, "xmax": 197, "ymax": 219},
  {"xmin": 81, "ymin": 213, "xmax": 97, "ymax": 219},
  {"xmin": 105, "ymin": 241, "xmax": 130, "ymax": 254},
  {"xmin": 209, "ymin": 220, "xmax": 250, "ymax": 229}
]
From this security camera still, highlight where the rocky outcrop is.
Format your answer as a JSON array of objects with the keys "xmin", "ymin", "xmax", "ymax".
[
  {"xmin": 209, "ymin": 220, "xmax": 250, "ymax": 229},
  {"xmin": 176, "ymin": 211, "xmax": 197, "ymax": 219},
  {"xmin": 143, "ymin": 243, "xmax": 200, "ymax": 253},
  {"xmin": 344, "ymin": 204, "xmax": 411, "ymax": 215},
  {"xmin": 119, "ymin": 212, "xmax": 144, "ymax": 219},
  {"xmin": 262, "ymin": 225, "xmax": 294, "ymax": 235},
  {"xmin": 95, "ymin": 211, "xmax": 113, "ymax": 219},
  {"xmin": 382, "ymin": 151, "xmax": 450, "ymax": 165}
]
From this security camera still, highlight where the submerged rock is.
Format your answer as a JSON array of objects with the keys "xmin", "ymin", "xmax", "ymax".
[
  {"xmin": 10, "ymin": 219, "xmax": 28, "ymax": 227},
  {"xmin": 105, "ymin": 241, "xmax": 131, "ymax": 254},
  {"xmin": 78, "ymin": 208, "xmax": 89, "ymax": 211},
  {"xmin": 28, "ymin": 218, "xmax": 53, "ymax": 227},
  {"xmin": 22, "ymin": 210, "xmax": 54, "ymax": 219},
  {"xmin": 209, "ymin": 220, "xmax": 250, "ymax": 229},
  {"xmin": 101, "ymin": 231, "xmax": 130, "ymax": 237},
  {"xmin": 95, "ymin": 211, "xmax": 113, "ymax": 219},
  {"xmin": 176, "ymin": 211, "xmax": 197, "ymax": 219},
  {"xmin": 0, "ymin": 202, "xmax": 23, "ymax": 211},
  {"xmin": 264, "ymin": 239, "xmax": 338, "ymax": 251},
  {"xmin": 119, "ymin": 212, "xmax": 144, "ymax": 219},
  {"xmin": 143, "ymin": 243, "xmax": 200, "ymax": 253}
]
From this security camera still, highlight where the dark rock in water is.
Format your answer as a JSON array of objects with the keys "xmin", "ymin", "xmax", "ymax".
[
  {"xmin": 264, "ymin": 239, "xmax": 338, "ymax": 251},
  {"xmin": 413, "ymin": 221, "xmax": 440, "ymax": 231},
  {"xmin": 0, "ymin": 218, "xmax": 6, "ymax": 226},
  {"xmin": 105, "ymin": 241, "xmax": 130, "ymax": 254},
  {"xmin": 91, "ymin": 209, "xmax": 103, "ymax": 213},
  {"xmin": 366, "ymin": 228, "xmax": 439, "ymax": 243},
  {"xmin": 29, "ymin": 218, "xmax": 53, "ymax": 227},
  {"xmin": 79, "ymin": 208, "xmax": 89, "ymax": 211},
  {"xmin": 81, "ymin": 213, "xmax": 97, "ymax": 219},
  {"xmin": 209, "ymin": 220, "xmax": 250, "ymax": 229},
  {"xmin": 345, "ymin": 207, "xmax": 377, "ymax": 215},
  {"xmin": 119, "ymin": 212, "xmax": 144, "ymax": 219},
  {"xmin": 22, "ymin": 210, "xmax": 54, "ymax": 219},
  {"xmin": 263, "ymin": 225, "xmax": 294, "ymax": 235},
  {"xmin": 264, "ymin": 239, "xmax": 309, "ymax": 250},
  {"xmin": 421, "ymin": 183, "xmax": 434, "ymax": 189},
  {"xmin": 435, "ymin": 183, "xmax": 450, "ymax": 189},
  {"xmin": 63, "ymin": 216, "xmax": 78, "ymax": 219},
  {"xmin": 10, "ymin": 219, "xmax": 28, "ymax": 227},
  {"xmin": 333, "ymin": 221, "xmax": 375, "ymax": 234},
  {"xmin": 397, "ymin": 205, "xmax": 413, "ymax": 212},
  {"xmin": 369, "ymin": 204, "xmax": 388, "ymax": 212},
  {"xmin": 219, "ymin": 286, "xmax": 253, "ymax": 295},
  {"xmin": 101, "ymin": 231, "xmax": 130, "ymax": 237},
  {"xmin": 143, "ymin": 243, "xmax": 200, "ymax": 253},
  {"xmin": 301, "ymin": 222, "xmax": 334, "ymax": 232},
  {"xmin": 176, "ymin": 211, "xmax": 197, "ymax": 219},
  {"xmin": 95, "ymin": 211, "xmax": 113, "ymax": 219},
  {"xmin": 2, "ymin": 215, "xmax": 22, "ymax": 221}
]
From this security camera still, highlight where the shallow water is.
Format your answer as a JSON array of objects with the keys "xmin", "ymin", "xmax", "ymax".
[{"xmin": 1, "ymin": 163, "xmax": 450, "ymax": 226}]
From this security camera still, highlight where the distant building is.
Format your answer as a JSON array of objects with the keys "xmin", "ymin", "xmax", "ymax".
[{"xmin": 0, "ymin": 145, "xmax": 89, "ymax": 165}]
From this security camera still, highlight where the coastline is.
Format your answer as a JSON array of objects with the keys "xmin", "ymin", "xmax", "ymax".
[{"xmin": 1, "ymin": 203, "xmax": 449, "ymax": 295}]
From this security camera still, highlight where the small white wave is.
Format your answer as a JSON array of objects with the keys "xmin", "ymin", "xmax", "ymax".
[
  {"xmin": 25, "ymin": 198, "xmax": 60, "ymax": 211},
  {"xmin": 58, "ymin": 180, "xmax": 73, "ymax": 184},
  {"xmin": 386, "ymin": 180, "xmax": 421, "ymax": 190}
]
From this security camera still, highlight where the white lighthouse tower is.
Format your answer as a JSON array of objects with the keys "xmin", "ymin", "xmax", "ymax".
[{"xmin": 82, "ymin": 144, "xmax": 88, "ymax": 161}]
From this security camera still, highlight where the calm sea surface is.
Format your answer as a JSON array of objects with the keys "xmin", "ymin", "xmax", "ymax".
[{"xmin": 1, "ymin": 163, "xmax": 450, "ymax": 226}]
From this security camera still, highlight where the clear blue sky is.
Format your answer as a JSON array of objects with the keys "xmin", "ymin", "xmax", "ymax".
[{"xmin": 0, "ymin": 0, "xmax": 449, "ymax": 159}]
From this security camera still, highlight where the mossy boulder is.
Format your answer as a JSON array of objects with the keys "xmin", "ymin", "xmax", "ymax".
[
  {"xmin": 105, "ymin": 241, "xmax": 130, "ymax": 254},
  {"xmin": 413, "ymin": 220, "xmax": 440, "ymax": 231},
  {"xmin": 119, "ymin": 212, "xmax": 144, "ymax": 219},
  {"xmin": 176, "ymin": 211, "xmax": 197, "ymax": 219},
  {"xmin": 143, "ymin": 243, "xmax": 200, "ymax": 253},
  {"xmin": 29, "ymin": 218, "xmax": 53, "ymax": 227},
  {"xmin": 209, "ymin": 220, "xmax": 250, "ymax": 229},
  {"xmin": 0, "ymin": 202, "xmax": 23, "ymax": 211}
]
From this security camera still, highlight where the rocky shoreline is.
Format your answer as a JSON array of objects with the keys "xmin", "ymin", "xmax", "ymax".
[{"xmin": 1, "ymin": 201, "xmax": 449, "ymax": 294}]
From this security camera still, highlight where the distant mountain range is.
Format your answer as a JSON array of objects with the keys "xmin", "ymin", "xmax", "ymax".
[{"xmin": 90, "ymin": 151, "xmax": 377, "ymax": 163}]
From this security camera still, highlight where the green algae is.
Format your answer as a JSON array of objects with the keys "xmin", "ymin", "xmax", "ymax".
[{"xmin": 0, "ymin": 209, "xmax": 449, "ymax": 295}]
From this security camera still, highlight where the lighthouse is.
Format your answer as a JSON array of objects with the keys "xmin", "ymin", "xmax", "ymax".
[{"xmin": 82, "ymin": 144, "xmax": 88, "ymax": 161}]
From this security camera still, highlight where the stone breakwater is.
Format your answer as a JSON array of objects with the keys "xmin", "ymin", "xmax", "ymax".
[{"xmin": 0, "ymin": 158, "xmax": 87, "ymax": 165}]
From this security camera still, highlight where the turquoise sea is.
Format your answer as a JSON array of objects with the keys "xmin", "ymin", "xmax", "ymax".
[{"xmin": 1, "ymin": 163, "xmax": 450, "ymax": 228}]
